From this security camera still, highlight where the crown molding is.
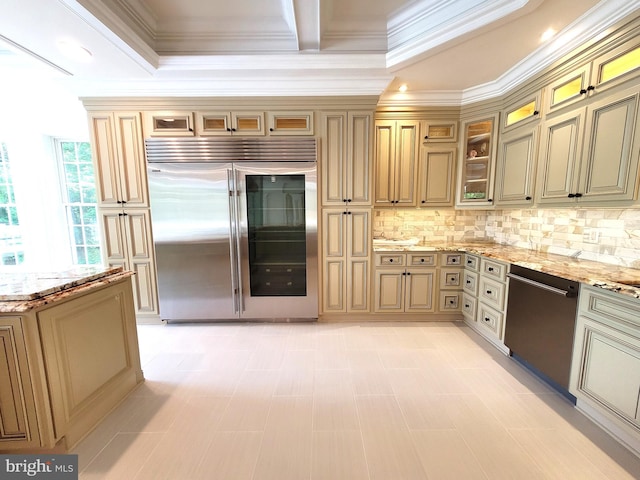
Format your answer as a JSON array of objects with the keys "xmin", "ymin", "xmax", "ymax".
[{"xmin": 386, "ymin": 0, "xmax": 531, "ymax": 69}]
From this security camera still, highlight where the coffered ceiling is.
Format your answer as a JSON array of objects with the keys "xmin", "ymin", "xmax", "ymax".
[{"xmin": 1, "ymin": 0, "xmax": 639, "ymax": 104}]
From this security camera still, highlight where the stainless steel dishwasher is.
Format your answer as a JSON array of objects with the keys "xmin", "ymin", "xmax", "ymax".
[{"xmin": 504, "ymin": 265, "xmax": 579, "ymax": 401}]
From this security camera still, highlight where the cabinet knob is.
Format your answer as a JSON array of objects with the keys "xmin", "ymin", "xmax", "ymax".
[
  {"xmin": 580, "ymin": 89, "xmax": 587, "ymax": 95},
  {"xmin": 389, "ymin": 258, "xmax": 394, "ymax": 263},
  {"xmin": 343, "ymin": 199, "xmax": 348, "ymax": 203},
  {"xmin": 465, "ymin": 304, "xmax": 470, "ymax": 308},
  {"xmin": 227, "ymin": 128, "xmax": 232, "ymax": 132},
  {"xmin": 487, "ymin": 198, "xmax": 493, "ymax": 202},
  {"xmin": 406, "ymin": 271, "xmax": 411, "ymax": 275},
  {"xmin": 587, "ymin": 85, "xmax": 595, "ymax": 91},
  {"xmin": 525, "ymin": 196, "xmax": 532, "ymax": 200},
  {"xmin": 575, "ymin": 193, "xmax": 583, "ymax": 198},
  {"xmin": 420, "ymin": 258, "xmax": 425, "ymax": 263},
  {"xmin": 421, "ymin": 200, "xmax": 426, "ymax": 204},
  {"xmin": 568, "ymin": 193, "xmax": 576, "ymax": 198},
  {"xmin": 270, "ymin": 127, "xmax": 274, "ymax": 131},
  {"xmin": 424, "ymin": 135, "xmax": 429, "ymax": 140},
  {"xmin": 488, "ymin": 267, "xmax": 494, "ymax": 272},
  {"xmin": 486, "ymin": 290, "xmax": 492, "ymax": 294},
  {"xmin": 533, "ymin": 110, "xmax": 539, "ymax": 116},
  {"xmin": 466, "ymin": 280, "xmax": 471, "ymax": 284},
  {"xmin": 347, "ymin": 199, "xmax": 352, "ymax": 203},
  {"xmin": 484, "ymin": 317, "xmax": 491, "ymax": 322}
]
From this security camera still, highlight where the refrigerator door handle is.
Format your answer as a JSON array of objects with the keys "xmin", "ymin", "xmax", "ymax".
[
  {"xmin": 228, "ymin": 168, "xmax": 242, "ymax": 315},
  {"xmin": 230, "ymin": 168, "xmax": 245, "ymax": 313}
]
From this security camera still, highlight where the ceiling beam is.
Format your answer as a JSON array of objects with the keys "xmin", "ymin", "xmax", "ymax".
[{"xmin": 284, "ymin": 0, "xmax": 320, "ymax": 51}]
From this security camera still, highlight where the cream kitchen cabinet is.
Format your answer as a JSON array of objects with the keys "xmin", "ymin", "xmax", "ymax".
[
  {"xmin": 438, "ymin": 254, "xmax": 463, "ymax": 313},
  {"xmin": 546, "ymin": 37, "xmax": 640, "ymax": 114},
  {"xmin": 100, "ymin": 208, "xmax": 158, "ymax": 318},
  {"xmin": 537, "ymin": 85, "xmax": 640, "ymax": 205},
  {"xmin": 322, "ymin": 208, "xmax": 371, "ymax": 313},
  {"xmin": 494, "ymin": 125, "xmax": 539, "ymax": 206},
  {"xmin": 267, "ymin": 111, "xmax": 314, "ymax": 135},
  {"xmin": 89, "ymin": 111, "xmax": 159, "ymax": 321},
  {"xmin": 0, "ymin": 275, "xmax": 143, "ymax": 451},
  {"xmin": 321, "ymin": 111, "xmax": 373, "ymax": 206},
  {"xmin": 374, "ymin": 252, "xmax": 437, "ymax": 313},
  {"xmin": 0, "ymin": 316, "xmax": 39, "ymax": 449},
  {"xmin": 196, "ymin": 111, "xmax": 265, "ymax": 136},
  {"xmin": 417, "ymin": 145, "xmax": 456, "ymax": 206},
  {"xmin": 421, "ymin": 120, "xmax": 457, "ymax": 143},
  {"xmin": 570, "ymin": 285, "xmax": 640, "ymax": 455},
  {"xmin": 89, "ymin": 112, "xmax": 148, "ymax": 208},
  {"xmin": 461, "ymin": 255, "xmax": 510, "ymax": 352},
  {"xmin": 142, "ymin": 111, "xmax": 195, "ymax": 136},
  {"xmin": 461, "ymin": 253, "xmax": 480, "ymax": 323},
  {"xmin": 374, "ymin": 120, "xmax": 420, "ymax": 206},
  {"xmin": 456, "ymin": 114, "xmax": 499, "ymax": 207}
]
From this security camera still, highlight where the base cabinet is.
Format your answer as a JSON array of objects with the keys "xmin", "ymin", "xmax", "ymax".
[
  {"xmin": 374, "ymin": 253, "xmax": 436, "ymax": 313},
  {"xmin": 571, "ymin": 285, "xmax": 640, "ymax": 454},
  {"xmin": 0, "ymin": 276, "xmax": 143, "ymax": 451},
  {"xmin": 0, "ymin": 317, "xmax": 39, "ymax": 449}
]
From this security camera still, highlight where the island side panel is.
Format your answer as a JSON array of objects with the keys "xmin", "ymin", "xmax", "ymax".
[{"xmin": 37, "ymin": 275, "xmax": 143, "ymax": 449}]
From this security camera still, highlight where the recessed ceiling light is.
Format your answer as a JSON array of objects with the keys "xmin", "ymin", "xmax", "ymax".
[
  {"xmin": 57, "ymin": 40, "xmax": 92, "ymax": 62},
  {"xmin": 398, "ymin": 84, "xmax": 408, "ymax": 92},
  {"xmin": 540, "ymin": 28, "xmax": 557, "ymax": 42}
]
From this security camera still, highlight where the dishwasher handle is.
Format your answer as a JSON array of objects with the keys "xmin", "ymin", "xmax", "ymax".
[{"xmin": 506, "ymin": 272, "xmax": 577, "ymax": 297}]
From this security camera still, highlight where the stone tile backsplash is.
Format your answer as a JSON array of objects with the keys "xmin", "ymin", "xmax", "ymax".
[{"xmin": 373, "ymin": 207, "xmax": 640, "ymax": 268}]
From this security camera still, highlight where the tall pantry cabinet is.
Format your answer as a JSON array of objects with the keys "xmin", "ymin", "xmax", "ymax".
[
  {"xmin": 88, "ymin": 112, "xmax": 159, "ymax": 321},
  {"xmin": 320, "ymin": 111, "xmax": 373, "ymax": 314}
]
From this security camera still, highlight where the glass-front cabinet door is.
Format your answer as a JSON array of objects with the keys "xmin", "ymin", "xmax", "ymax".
[{"xmin": 457, "ymin": 114, "xmax": 498, "ymax": 207}]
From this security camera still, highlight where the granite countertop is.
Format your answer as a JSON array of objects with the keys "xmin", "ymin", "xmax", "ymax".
[
  {"xmin": 0, "ymin": 266, "xmax": 126, "ymax": 301},
  {"xmin": 374, "ymin": 240, "xmax": 640, "ymax": 300}
]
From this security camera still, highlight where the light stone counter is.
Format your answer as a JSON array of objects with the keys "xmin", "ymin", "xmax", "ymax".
[{"xmin": 374, "ymin": 241, "xmax": 640, "ymax": 300}]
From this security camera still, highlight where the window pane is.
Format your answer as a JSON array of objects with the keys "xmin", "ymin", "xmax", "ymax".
[
  {"xmin": 0, "ymin": 142, "xmax": 24, "ymax": 265},
  {"xmin": 58, "ymin": 140, "xmax": 102, "ymax": 265},
  {"xmin": 0, "ymin": 185, "xmax": 7, "ymax": 203}
]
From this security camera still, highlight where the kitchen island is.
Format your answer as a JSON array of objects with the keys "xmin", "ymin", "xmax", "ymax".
[{"xmin": 0, "ymin": 266, "xmax": 143, "ymax": 452}]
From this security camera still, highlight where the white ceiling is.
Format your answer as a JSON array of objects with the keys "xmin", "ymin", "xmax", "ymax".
[{"xmin": 1, "ymin": 0, "xmax": 639, "ymax": 105}]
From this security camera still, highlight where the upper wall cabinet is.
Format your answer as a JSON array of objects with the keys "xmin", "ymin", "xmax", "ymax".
[
  {"xmin": 267, "ymin": 111, "xmax": 314, "ymax": 135},
  {"xmin": 321, "ymin": 111, "xmax": 373, "ymax": 207},
  {"xmin": 89, "ymin": 112, "xmax": 148, "ymax": 208},
  {"xmin": 421, "ymin": 120, "xmax": 458, "ymax": 143},
  {"xmin": 502, "ymin": 92, "xmax": 541, "ymax": 133},
  {"xmin": 374, "ymin": 120, "xmax": 421, "ymax": 206},
  {"xmin": 494, "ymin": 125, "xmax": 539, "ymax": 207},
  {"xmin": 456, "ymin": 114, "xmax": 499, "ymax": 208},
  {"xmin": 196, "ymin": 111, "xmax": 265, "ymax": 136},
  {"xmin": 417, "ymin": 146, "xmax": 456, "ymax": 206},
  {"xmin": 546, "ymin": 37, "xmax": 640, "ymax": 114},
  {"xmin": 142, "ymin": 111, "xmax": 195, "ymax": 137},
  {"xmin": 537, "ymin": 85, "xmax": 640, "ymax": 205}
]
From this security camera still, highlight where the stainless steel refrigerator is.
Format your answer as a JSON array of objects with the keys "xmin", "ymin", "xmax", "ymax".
[{"xmin": 145, "ymin": 137, "xmax": 318, "ymax": 322}]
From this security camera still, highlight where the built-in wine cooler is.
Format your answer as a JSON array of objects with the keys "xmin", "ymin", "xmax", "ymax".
[{"xmin": 145, "ymin": 137, "xmax": 318, "ymax": 322}]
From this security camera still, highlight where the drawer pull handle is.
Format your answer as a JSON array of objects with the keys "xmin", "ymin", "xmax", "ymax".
[
  {"xmin": 465, "ymin": 304, "xmax": 470, "ymax": 308},
  {"xmin": 484, "ymin": 317, "xmax": 491, "ymax": 322},
  {"xmin": 486, "ymin": 290, "xmax": 492, "ymax": 294},
  {"xmin": 466, "ymin": 280, "xmax": 471, "ymax": 284},
  {"xmin": 488, "ymin": 267, "xmax": 494, "ymax": 272}
]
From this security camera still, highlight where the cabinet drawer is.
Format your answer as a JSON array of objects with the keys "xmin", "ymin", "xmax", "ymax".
[
  {"xmin": 579, "ymin": 285, "xmax": 640, "ymax": 330},
  {"xmin": 375, "ymin": 253, "xmax": 405, "ymax": 266},
  {"xmin": 478, "ymin": 277, "xmax": 506, "ymax": 310},
  {"xmin": 462, "ymin": 293, "xmax": 477, "ymax": 320},
  {"xmin": 462, "ymin": 270, "xmax": 479, "ymax": 296},
  {"xmin": 464, "ymin": 254, "xmax": 480, "ymax": 271},
  {"xmin": 477, "ymin": 303, "xmax": 504, "ymax": 338},
  {"xmin": 408, "ymin": 253, "xmax": 437, "ymax": 267},
  {"xmin": 443, "ymin": 253, "xmax": 462, "ymax": 266},
  {"xmin": 440, "ymin": 268, "xmax": 462, "ymax": 289},
  {"xmin": 481, "ymin": 257, "xmax": 508, "ymax": 281},
  {"xmin": 439, "ymin": 291, "xmax": 462, "ymax": 311}
]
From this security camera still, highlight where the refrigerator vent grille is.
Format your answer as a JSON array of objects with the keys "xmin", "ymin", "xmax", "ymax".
[{"xmin": 145, "ymin": 137, "xmax": 317, "ymax": 163}]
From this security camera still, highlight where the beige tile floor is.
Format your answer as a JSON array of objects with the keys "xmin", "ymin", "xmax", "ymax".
[{"xmin": 73, "ymin": 321, "xmax": 640, "ymax": 479}]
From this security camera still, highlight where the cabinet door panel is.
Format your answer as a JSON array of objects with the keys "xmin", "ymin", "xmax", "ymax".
[
  {"xmin": 124, "ymin": 210, "xmax": 154, "ymax": 260},
  {"xmin": 375, "ymin": 270, "xmax": 404, "ymax": 311},
  {"xmin": 374, "ymin": 122, "xmax": 395, "ymax": 205},
  {"xmin": 90, "ymin": 113, "xmax": 121, "ymax": 206},
  {"xmin": 348, "ymin": 260, "xmax": 369, "ymax": 311},
  {"xmin": 0, "ymin": 319, "xmax": 35, "ymax": 444},
  {"xmin": 101, "ymin": 211, "xmax": 127, "ymax": 264},
  {"xmin": 580, "ymin": 327, "xmax": 640, "ymax": 421},
  {"xmin": 323, "ymin": 260, "xmax": 345, "ymax": 312},
  {"xmin": 537, "ymin": 109, "xmax": 584, "ymax": 203},
  {"xmin": 348, "ymin": 112, "xmax": 372, "ymax": 205},
  {"xmin": 405, "ymin": 271, "xmax": 435, "ymax": 312},
  {"xmin": 579, "ymin": 88, "xmax": 640, "ymax": 201},
  {"xmin": 114, "ymin": 113, "xmax": 147, "ymax": 206},
  {"xmin": 131, "ymin": 261, "xmax": 158, "ymax": 314},
  {"xmin": 323, "ymin": 210, "xmax": 345, "ymax": 258},
  {"xmin": 418, "ymin": 147, "xmax": 455, "ymax": 206},
  {"xmin": 395, "ymin": 123, "xmax": 419, "ymax": 205},
  {"xmin": 495, "ymin": 127, "xmax": 537, "ymax": 205},
  {"xmin": 349, "ymin": 210, "xmax": 370, "ymax": 258},
  {"xmin": 321, "ymin": 113, "xmax": 346, "ymax": 205}
]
